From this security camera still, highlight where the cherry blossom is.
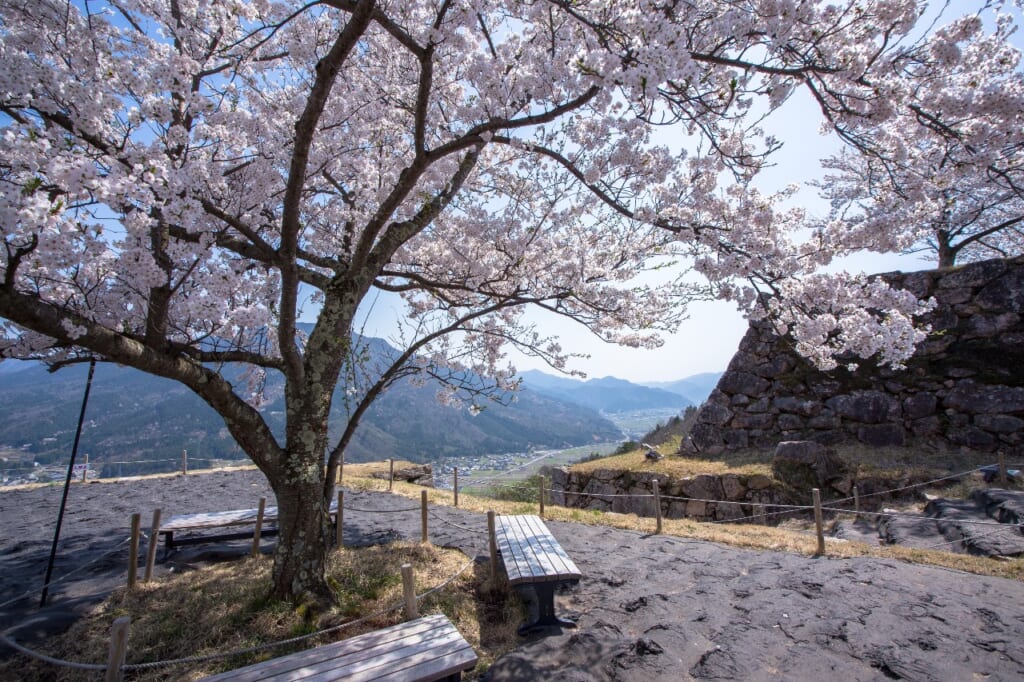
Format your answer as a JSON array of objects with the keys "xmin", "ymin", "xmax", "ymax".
[{"xmin": 0, "ymin": 0, "xmax": 1017, "ymax": 600}]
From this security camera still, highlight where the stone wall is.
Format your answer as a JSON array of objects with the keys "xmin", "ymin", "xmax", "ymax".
[
  {"xmin": 548, "ymin": 465, "xmax": 782, "ymax": 522},
  {"xmin": 686, "ymin": 257, "xmax": 1024, "ymax": 455}
]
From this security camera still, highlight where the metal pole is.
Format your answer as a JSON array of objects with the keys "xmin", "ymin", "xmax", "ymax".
[{"xmin": 41, "ymin": 358, "xmax": 96, "ymax": 607}]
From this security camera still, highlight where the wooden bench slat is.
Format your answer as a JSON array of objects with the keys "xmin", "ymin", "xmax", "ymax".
[
  {"xmin": 203, "ymin": 615, "xmax": 449, "ymax": 681},
  {"xmin": 202, "ymin": 614, "xmax": 476, "ymax": 682},
  {"xmin": 306, "ymin": 635, "xmax": 475, "ymax": 682},
  {"xmin": 496, "ymin": 515, "xmax": 580, "ymax": 584},
  {"xmin": 495, "ymin": 516, "xmax": 543, "ymax": 583},
  {"xmin": 506, "ymin": 515, "xmax": 563, "ymax": 583},
  {"xmin": 499, "ymin": 516, "xmax": 551, "ymax": 583},
  {"xmin": 519, "ymin": 515, "xmax": 580, "ymax": 578},
  {"xmin": 512, "ymin": 515, "xmax": 568, "ymax": 579},
  {"xmin": 499, "ymin": 515, "xmax": 556, "ymax": 583}
]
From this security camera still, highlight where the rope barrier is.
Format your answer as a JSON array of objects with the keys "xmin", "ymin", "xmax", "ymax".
[
  {"xmin": 0, "ymin": 535, "xmax": 133, "ymax": 610},
  {"xmin": 427, "ymin": 509, "xmax": 488, "ymax": 535},
  {"xmin": 918, "ymin": 523, "xmax": 1020, "ymax": 552},
  {"xmin": 556, "ymin": 490, "xmax": 656, "ymax": 499},
  {"xmin": 545, "ymin": 465, "xmax": 994, "ymax": 525},
  {"xmin": 2, "ymin": 543, "xmax": 483, "ymax": 674},
  {"xmin": 342, "ymin": 503, "xmax": 420, "ymax": 514},
  {"xmin": 819, "ymin": 464, "xmax": 987, "ymax": 507},
  {"xmin": 103, "ymin": 458, "xmax": 179, "ymax": 466},
  {"xmin": 820, "ymin": 505, "xmax": 1024, "ymax": 529},
  {"xmin": 0, "ymin": 632, "xmax": 108, "ymax": 672}
]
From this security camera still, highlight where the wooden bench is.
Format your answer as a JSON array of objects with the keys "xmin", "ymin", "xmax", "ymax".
[
  {"xmin": 494, "ymin": 514, "xmax": 582, "ymax": 635},
  {"xmin": 160, "ymin": 500, "xmax": 339, "ymax": 557},
  {"xmin": 202, "ymin": 614, "xmax": 477, "ymax": 681}
]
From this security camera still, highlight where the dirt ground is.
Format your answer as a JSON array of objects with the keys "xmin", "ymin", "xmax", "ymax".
[{"xmin": 2, "ymin": 469, "xmax": 1023, "ymax": 680}]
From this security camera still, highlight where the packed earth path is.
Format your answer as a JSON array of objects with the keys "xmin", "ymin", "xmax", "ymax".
[{"xmin": 1, "ymin": 468, "xmax": 1023, "ymax": 680}]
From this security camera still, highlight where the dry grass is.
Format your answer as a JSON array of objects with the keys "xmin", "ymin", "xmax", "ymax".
[
  {"xmin": 2, "ymin": 541, "xmax": 522, "ymax": 681},
  {"xmin": 7, "ymin": 458, "xmax": 1021, "ymax": 680},
  {"xmin": 571, "ymin": 446, "xmax": 772, "ymax": 478},
  {"xmin": 350, "ymin": 473, "xmax": 1024, "ymax": 584}
]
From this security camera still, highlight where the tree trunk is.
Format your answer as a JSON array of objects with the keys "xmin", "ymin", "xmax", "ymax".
[
  {"xmin": 937, "ymin": 231, "xmax": 956, "ymax": 268},
  {"xmin": 270, "ymin": 474, "xmax": 334, "ymax": 603}
]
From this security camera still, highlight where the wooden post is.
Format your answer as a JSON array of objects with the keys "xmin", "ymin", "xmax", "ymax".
[
  {"xmin": 127, "ymin": 513, "xmax": 141, "ymax": 589},
  {"xmin": 181, "ymin": 449, "xmax": 188, "ymax": 475},
  {"xmin": 853, "ymin": 485, "xmax": 860, "ymax": 521},
  {"xmin": 144, "ymin": 509, "xmax": 161, "ymax": 583},
  {"xmin": 82, "ymin": 453, "xmax": 89, "ymax": 482},
  {"xmin": 453, "ymin": 467, "xmax": 459, "ymax": 508},
  {"xmin": 487, "ymin": 511, "xmax": 498, "ymax": 583},
  {"xmin": 335, "ymin": 490, "xmax": 344, "ymax": 549},
  {"xmin": 104, "ymin": 616, "xmax": 131, "ymax": 682},
  {"xmin": 420, "ymin": 490, "xmax": 428, "ymax": 543},
  {"xmin": 812, "ymin": 488, "xmax": 825, "ymax": 557},
  {"xmin": 538, "ymin": 475, "xmax": 545, "ymax": 517},
  {"xmin": 251, "ymin": 497, "xmax": 266, "ymax": 557},
  {"xmin": 388, "ymin": 459, "xmax": 394, "ymax": 492},
  {"xmin": 401, "ymin": 563, "xmax": 418, "ymax": 620},
  {"xmin": 999, "ymin": 451, "xmax": 1008, "ymax": 487},
  {"xmin": 653, "ymin": 480, "xmax": 663, "ymax": 534}
]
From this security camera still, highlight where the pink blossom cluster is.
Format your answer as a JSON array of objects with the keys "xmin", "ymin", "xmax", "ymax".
[{"xmin": 0, "ymin": 0, "xmax": 1019, "ymax": 392}]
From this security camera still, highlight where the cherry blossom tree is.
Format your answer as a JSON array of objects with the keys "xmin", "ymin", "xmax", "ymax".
[
  {"xmin": 814, "ymin": 7, "xmax": 1024, "ymax": 267},
  {"xmin": 0, "ymin": 0, "xmax": 1017, "ymax": 601}
]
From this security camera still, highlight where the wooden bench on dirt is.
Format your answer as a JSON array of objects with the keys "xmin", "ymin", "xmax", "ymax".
[
  {"xmin": 159, "ymin": 499, "xmax": 339, "ymax": 557},
  {"xmin": 200, "ymin": 613, "xmax": 478, "ymax": 681},
  {"xmin": 494, "ymin": 514, "xmax": 582, "ymax": 635}
]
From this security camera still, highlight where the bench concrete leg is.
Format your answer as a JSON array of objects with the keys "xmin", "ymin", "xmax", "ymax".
[{"xmin": 514, "ymin": 583, "xmax": 577, "ymax": 636}]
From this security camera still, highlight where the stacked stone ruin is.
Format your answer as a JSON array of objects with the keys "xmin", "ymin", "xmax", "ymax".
[{"xmin": 686, "ymin": 256, "xmax": 1024, "ymax": 456}]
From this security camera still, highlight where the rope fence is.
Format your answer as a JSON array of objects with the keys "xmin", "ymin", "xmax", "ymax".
[
  {"xmin": 0, "ymin": 535, "xmax": 134, "ymax": 611},
  {"xmin": 1, "ymin": 542, "xmax": 484, "ymax": 676},
  {"xmin": 3, "ymin": 455, "xmax": 1018, "ymax": 677}
]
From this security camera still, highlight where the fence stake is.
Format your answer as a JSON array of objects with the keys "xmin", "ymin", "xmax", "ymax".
[
  {"xmin": 421, "ymin": 490, "xmax": 429, "ymax": 543},
  {"xmin": 181, "ymin": 449, "xmax": 188, "ymax": 475},
  {"xmin": 388, "ymin": 459, "xmax": 394, "ymax": 492},
  {"xmin": 401, "ymin": 563, "xmax": 418, "ymax": 620},
  {"xmin": 853, "ymin": 485, "xmax": 860, "ymax": 521},
  {"xmin": 487, "ymin": 510, "xmax": 498, "ymax": 583},
  {"xmin": 104, "ymin": 616, "xmax": 131, "ymax": 682},
  {"xmin": 812, "ymin": 488, "xmax": 825, "ymax": 557},
  {"xmin": 539, "ymin": 475, "xmax": 545, "ymax": 517},
  {"xmin": 999, "ymin": 451, "xmax": 1008, "ymax": 487},
  {"xmin": 336, "ymin": 490, "xmax": 344, "ymax": 549},
  {"xmin": 251, "ymin": 497, "xmax": 266, "ymax": 557},
  {"xmin": 453, "ymin": 467, "xmax": 459, "ymax": 508},
  {"xmin": 82, "ymin": 453, "xmax": 89, "ymax": 482},
  {"xmin": 653, "ymin": 480, "xmax": 663, "ymax": 534},
  {"xmin": 127, "ymin": 513, "xmax": 141, "ymax": 589},
  {"xmin": 144, "ymin": 509, "xmax": 161, "ymax": 582}
]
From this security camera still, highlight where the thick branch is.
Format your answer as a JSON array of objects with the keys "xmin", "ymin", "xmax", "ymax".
[
  {"xmin": 0, "ymin": 286, "xmax": 284, "ymax": 469},
  {"xmin": 279, "ymin": 0, "xmax": 376, "ymax": 382}
]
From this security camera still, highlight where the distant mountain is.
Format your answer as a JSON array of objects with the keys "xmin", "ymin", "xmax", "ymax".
[
  {"xmin": 642, "ymin": 372, "xmax": 723, "ymax": 405},
  {"xmin": 0, "ymin": 342, "xmax": 622, "ymax": 474},
  {"xmin": 519, "ymin": 370, "xmax": 692, "ymax": 413}
]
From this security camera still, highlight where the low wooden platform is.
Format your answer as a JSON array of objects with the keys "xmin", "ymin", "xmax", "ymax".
[
  {"xmin": 202, "ymin": 613, "xmax": 477, "ymax": 681},
  {"xmin": 495, "ymin": 514, "xmax": 581, "ymax": 634}
]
